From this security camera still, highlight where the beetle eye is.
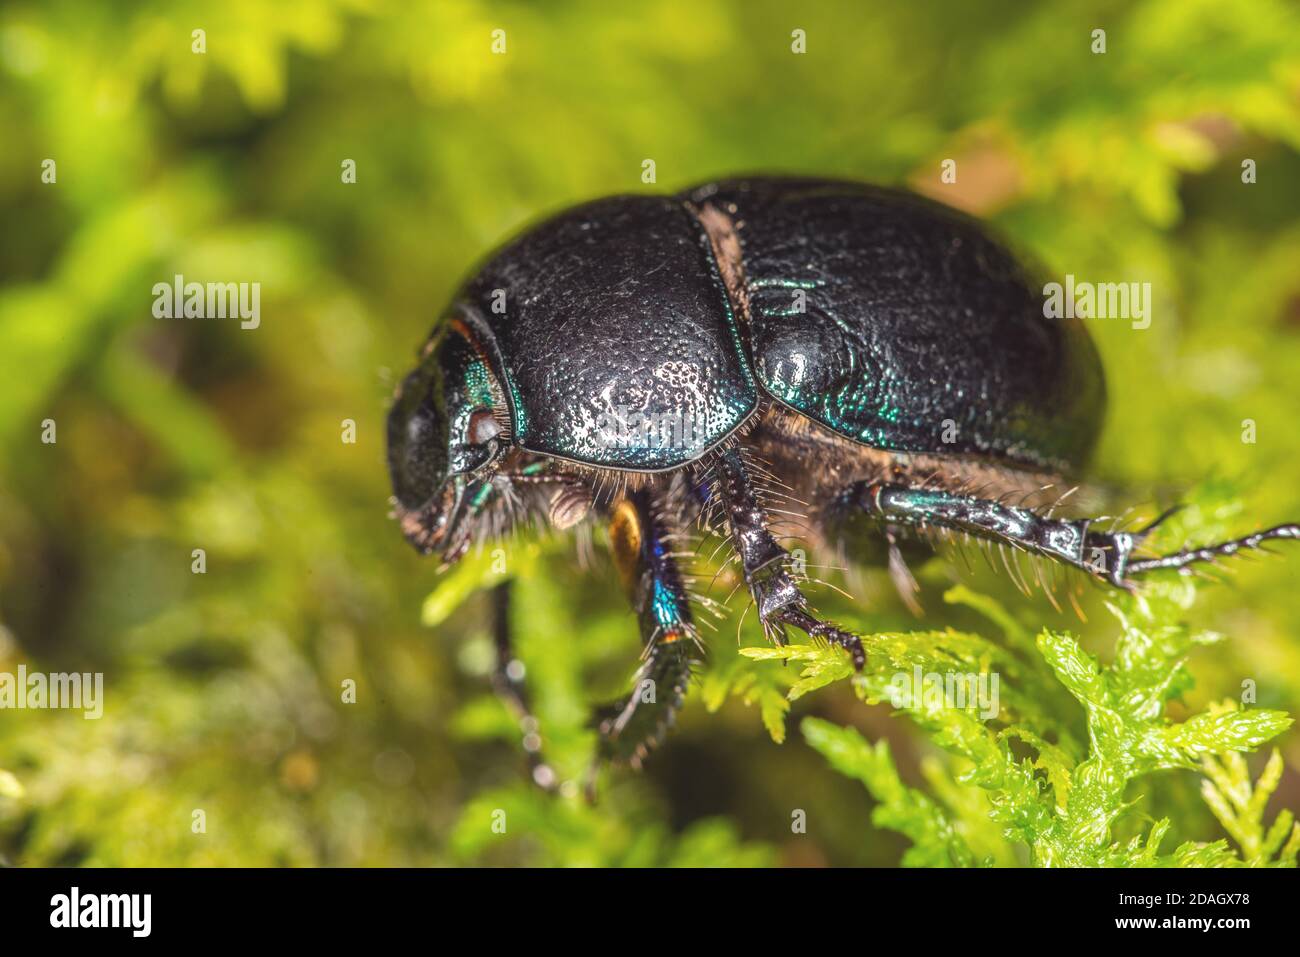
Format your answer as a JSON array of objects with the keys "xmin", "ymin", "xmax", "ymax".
[{"xmin": 387, "ymin": 369, "xmax": 450, "ymax": 511}]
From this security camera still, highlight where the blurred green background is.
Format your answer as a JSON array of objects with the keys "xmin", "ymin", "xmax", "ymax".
[{"xmin": 2, "ymin": 0, "xmax": 1300, "ymax": 866}]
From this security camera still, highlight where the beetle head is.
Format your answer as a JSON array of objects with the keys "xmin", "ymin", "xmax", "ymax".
[{"xmin": 387, "ymin": 323, "xmax": 508, "ymax": 561}]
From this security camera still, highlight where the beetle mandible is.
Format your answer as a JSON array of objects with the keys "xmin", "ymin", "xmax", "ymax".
[{"xmin": 387, "ymin": 177, "xmax": 1299, "ymax": 785}]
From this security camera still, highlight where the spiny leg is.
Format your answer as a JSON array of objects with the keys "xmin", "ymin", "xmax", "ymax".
[
  {"xmin": 594, "ymin": 487, "xmax": 702, "ymax": 768},
  {"xmin": 1124, "ymin": 524, "xmax": 1300, "ymax": 577},
  {"xmin": 489, "ymin": 579, "xmax": 558, "ymax": 790},
  {"xmin": 709, "ymin": 447, "xmax": 866, "ymax": 668},
  {"xmin": 848, "ymin": 481, "xmax": 1300, "ymax": 588}
]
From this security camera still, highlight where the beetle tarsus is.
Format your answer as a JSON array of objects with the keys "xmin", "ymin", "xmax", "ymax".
[
  {"xmin": 713, "ymin": 448, "xmax": 868, "ymax": 671},
  {"xmin": 781, "ymin": 607, "xmax": 867, "ymax": 669},
  {"xmin": 592, "ymin": 639, "xmax": 696, "ymax": 769},
  {"xmin": 1124, "ymin": 523, "xmax": 1300, "ymax": 579}
]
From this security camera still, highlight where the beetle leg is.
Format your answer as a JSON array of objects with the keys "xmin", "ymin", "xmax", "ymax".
[
  {"xmin": 848, "ymin": 482, "xmax": 1300, "ymax": 589},
  {"xmin": 1121, "ymin": 522, "xmax": 1300, "ymax": 579},
  {"xmin": 710, "ymin": 448, "xmax": 867, "ymax": 668},
  {"xmin": 489, "ymin": 579, "xmax": 559, "ymax": 790},
  {"xmin": 595, "ymin": 488, "xmax": 702, "ymax": 768}
]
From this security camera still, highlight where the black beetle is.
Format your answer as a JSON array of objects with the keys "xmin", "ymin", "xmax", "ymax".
[{"xmin": 388, "ymin": 176, "xmax": 1298, "ymax": 784}]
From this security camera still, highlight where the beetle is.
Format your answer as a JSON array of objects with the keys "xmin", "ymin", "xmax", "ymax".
[{"xmin": 387, "ymin": 176, "xmax": 1299, "ymax": 786}]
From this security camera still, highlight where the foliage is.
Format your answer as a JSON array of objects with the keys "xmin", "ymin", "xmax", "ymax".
[
  {"xmin": 2, "ymin": 0, "xmax": 1300, "ymax": 866},
  {"xmin": 784, "ymin": 558, "xmax": 1300, "ymax": 866}
]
